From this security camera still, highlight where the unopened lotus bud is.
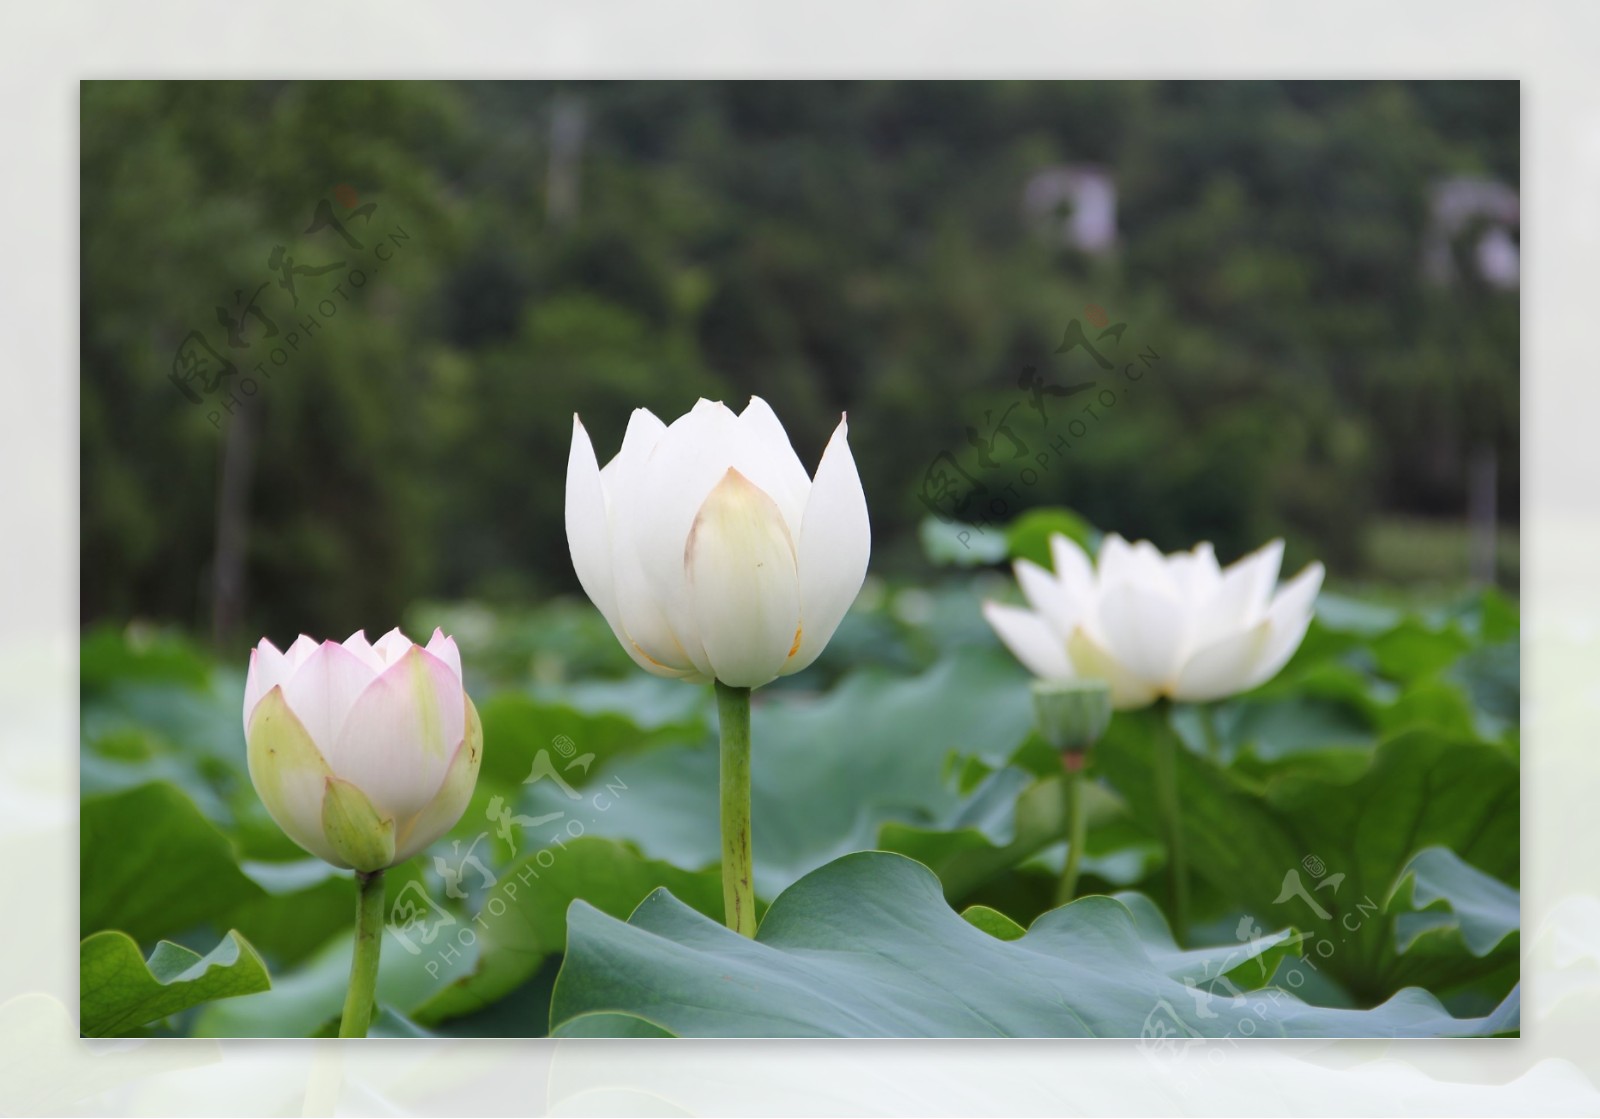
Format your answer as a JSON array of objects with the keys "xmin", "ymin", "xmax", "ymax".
[
  {"xmin": 1031, "ymin": 679, "xmax": 1112, "ymax": 769},
  {"xmin": 244, "ymin": 627, "xmax": 482, "ymax": 872}
]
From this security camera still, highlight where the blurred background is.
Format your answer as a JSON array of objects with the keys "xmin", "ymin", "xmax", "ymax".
[{"xmin": 80, "ymin": 80, "xmax": 1519, "ymax": 653}]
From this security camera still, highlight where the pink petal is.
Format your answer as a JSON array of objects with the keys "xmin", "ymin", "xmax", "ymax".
[
  {"xmin": 325, "ymin": 645, "xmax": 466, "ymax": 821},
  {"xmin": 280, "ymin": 640, "xmax": 381, "ymax": 750}
]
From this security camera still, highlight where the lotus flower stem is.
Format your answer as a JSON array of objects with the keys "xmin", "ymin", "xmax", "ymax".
[
  {"xmin": 715, "ymin": 681, "xmax": 757, "ymax": 937},
  {"xmin": 338, "ymin": 869, "xmax": 385, "ymax": 1038},
  {"xmin": 1151, "ymin": 703, "xmax": 1190, "ymax": 944},
  {"xmin": 1197, "ymin": 703, "xmax": 1224, "ymax": 763},
  {"xmin": 1056, "ymin": 763, "xmax": 1088, "ymax": 905}
]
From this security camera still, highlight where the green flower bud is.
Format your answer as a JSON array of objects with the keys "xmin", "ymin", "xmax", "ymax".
[{"xmin": 1031, "ymin": 679, "xmax": 1112, "ymax": 758}]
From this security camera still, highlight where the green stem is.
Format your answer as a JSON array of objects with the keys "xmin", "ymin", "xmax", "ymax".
[
  {"xmin": 1197, "ymin": 703, "xmax": 1224, "ymax": 764},
  {"xmin": 338, "ymin": 868, "xmax": 385, "ymax": 1038},
  {"xmin": 714, "ymin": 680, "xmax": 756, "ymax": 938},
  {"xmin": 1151, "ymin": 704, "xmax": 1190, "ymax": 945},
  {"xmin": 1056, "ymin": 761, "xmax": 1088, "ymax": 906}
]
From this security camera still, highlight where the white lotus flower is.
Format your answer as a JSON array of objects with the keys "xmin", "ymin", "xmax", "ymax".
[
  {"xmin": 566, "ymin": 397, "xmax": 871, "ymax": 689},
  {"xmin": 243, "ymin": 627, "xmax": 481, "ymax": 871},
  {"xmin": 983, "ymin": 534, "xmax": 1324, "ymax": 709}
]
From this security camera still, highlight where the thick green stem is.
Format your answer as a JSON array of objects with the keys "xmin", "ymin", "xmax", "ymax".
[
  {"xmin": 715, "ymin": 681, "xmax": 757, "ymax": 937},
  {"xmin": 1056, "ymin": 762, "xmax": 1088, "ymax": 905},
  {"xmin": 338, "ymin": 869, "xmax": 385, "ymax": 1038},
  {"xmin": 1151, "ymin": 705, "xmax": 1190, "ymax": 944}
]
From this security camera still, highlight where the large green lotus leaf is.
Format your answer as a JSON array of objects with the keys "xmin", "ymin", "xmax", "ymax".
[
  {"xmin": 190, "ymin": 912, "xmax": 477, "ymax": 1038},
  {"xmin": 532, "ymin": 674, "xmax": 713, "ymax": 735},
  {"xmin": 410, "ymin": 837, "xmax": 724, "ymax": 1029},
  {"xmin": 1196, "ymin": 592, "xmax": 1518, "ymax": 769},
  {"xmin": 1106, "ymin": 889, "xmax": 1310, "ymax": 995},
  {"xmin": 1389, "ymin": 846, "xmax": 1520, "ymax": 960},
  {"xmin": 80, "ymin": 929, "xmax": 270, "ymax": 1037},
  {"xmin": 474, "ymin": 692, "xmax": 701, "ymax": 791},
  {"xmin": 519, "ymin": 647, "xmax": 1036, "ymax": 897},
  {"xmin": 1194, "ymin": 658, "xmax": 1507, "ymax": 774},
  {"xmin": 960, "ymin": 904, "xmax": 1026, "ymax": 940},
  {"xmin": 1309, "ymin": 592, "xmax": 1406, "ymax": 637},
  {"xmin": 1445, "ymin": 640, "xmax": 1520, "ymax": 741},
  {"xmin": 1194, "ymin": 684, "xmax": 1377, "ymax": 768},
  {"xmin": 224, "ymin": 859, "xmax": 358, "ymax": 967},
  {"xmin": 554, "ymin": 1012, "xmax": 678, "ymax": 1038},
  {"xmin": 80, "ymin": 649, "xmax": 287, "ymax": 859},
  {"xmin": 918, "ymin": 515, "xmax": 1009, "ymax": 566},
  {"xmin": 1367, "ymin": 619, "xmax": 1473, "ymax": 683},
  {"xmin": 79, "ymin": 741, "xmax": 236, "ymax": 825},
  {"xmin": 876, "ymin": 765, "xmax": 1148, "ymax": 902},
  {"xmin": 549, "ymin": 852, "xmax": 1518, "ymax": 1038},
  {"xmin": 81, "ymin": 674, "xmax": 242, "ymax": 773},
  {"xmin": 1004, "ymin": 507, "xmax": 1101, "ymax": 565},
  {"xmin": 1457, "ymin": 587, "xmax": 1519, "ymax": 643},
  {"xmin": 80, "ymin": 782, "xmax": 265, "ymax": 944},
  {"xmin": 1211, "ymin": 670, "xmax": 1496, "ymax": 772},
  {"xmin": 80, "ymin": 625, "xmax": 213, "ymax": 695},
  {"xmin": 1094, "ymin": 713, "xmax": 1518, "ymax": 1002},
  {"xmin": 80, "ymin": 679, "xmax": 250, "ymax": 842}
]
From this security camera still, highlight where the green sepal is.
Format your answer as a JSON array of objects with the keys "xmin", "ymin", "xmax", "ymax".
[{"xmin": 321, "ymin": 777, "xmax": 396, "ymax": 872}]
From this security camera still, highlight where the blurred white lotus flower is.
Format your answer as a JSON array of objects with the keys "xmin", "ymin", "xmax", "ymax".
[
  {"xmin": 565, "ymin": 397, "xmax": 871, "ymax": 689},
  {"xmin": 243, "ymin": 627, "xmax": 481, "ymax": 871},
  {"xmin": 984, "ymin": 534, "xmax": 1324, "ymax": 709}
]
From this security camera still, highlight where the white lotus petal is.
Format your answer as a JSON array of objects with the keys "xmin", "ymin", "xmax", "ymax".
[
  {"xmin": 599, "ymin": 407, "xmax": 667, "ymax": 486},
  {"xmin": 1048, "ymin": 533, "xmax": 1097, "ymax": 604},
  {"xmin": 611, "ymin": 570, "xmax": 706, "ymax": 677},
  {"xmin": 1015, "ymin": 558, "xmax": 1077, "ymax": 641},
  {"xmin": 733, "ymin": 396, "xmax": 812, "ymax": 539},
  {"xmin": 629, "ymin": 399, "xmax": 741, "ymax": 672},
  {"xmin": 563, "ymin": 397, "xmax": 871, "ymax": 689},
  {"xmin": 1167, "ymin": 542, "xmax": 1221, "ymax": 602},
  {"xmin": 686, "ymin": 468, "xmax": 802, "ymax": 687},
  {"xmin": 567, "ymin": 415, "xmax": 620, "ymax": 626},
  {"xmin": 784, "ymin": 416, "xmax": 870, "ymax": 674},
  {"xmin": 1129, "ymin": 539, "xmax": 1178, "ymax": 596},
  {"xmin": 599, "ymin": 410, "xmax": 705, "ymax": 677},
  {"xmin": 1191, "ymin": 538, "xmax": 1283, "ymax": 650},
  {"xmin": 1095, "ymin": 534, "xmax": 1134, "ymax": 591},
  {"xmin": 1066, "ymin": 626, "xmax": 1161, "ymax": 710},
  {"xmin": 1097, "ymin": 579, "xmax": 1188, "ymax": 687},
  {"xmin": 1097, "ymin": 534, "xmax": 1177, "ymax": 600},
  {"xmin": 1244, "ymin": 561, "xmax": 1325, "ymax": 689},
  {"xmin": 1171, "ymin": 622, "xmax": 1272, "ymax": 703},
  {"xmin": 983, "ymin": 601, "xmax": 1074, "ymax": 681}
]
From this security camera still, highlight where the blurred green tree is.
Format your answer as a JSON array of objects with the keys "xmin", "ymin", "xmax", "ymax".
[{"xmin": 80, "ymin": 80, "xmax": 1519, "ymax": 644}]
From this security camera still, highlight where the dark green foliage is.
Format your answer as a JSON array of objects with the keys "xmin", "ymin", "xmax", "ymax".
[{"xmin": 81, "ymin": 81, "xmax": 1518, "ymax": 645}]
